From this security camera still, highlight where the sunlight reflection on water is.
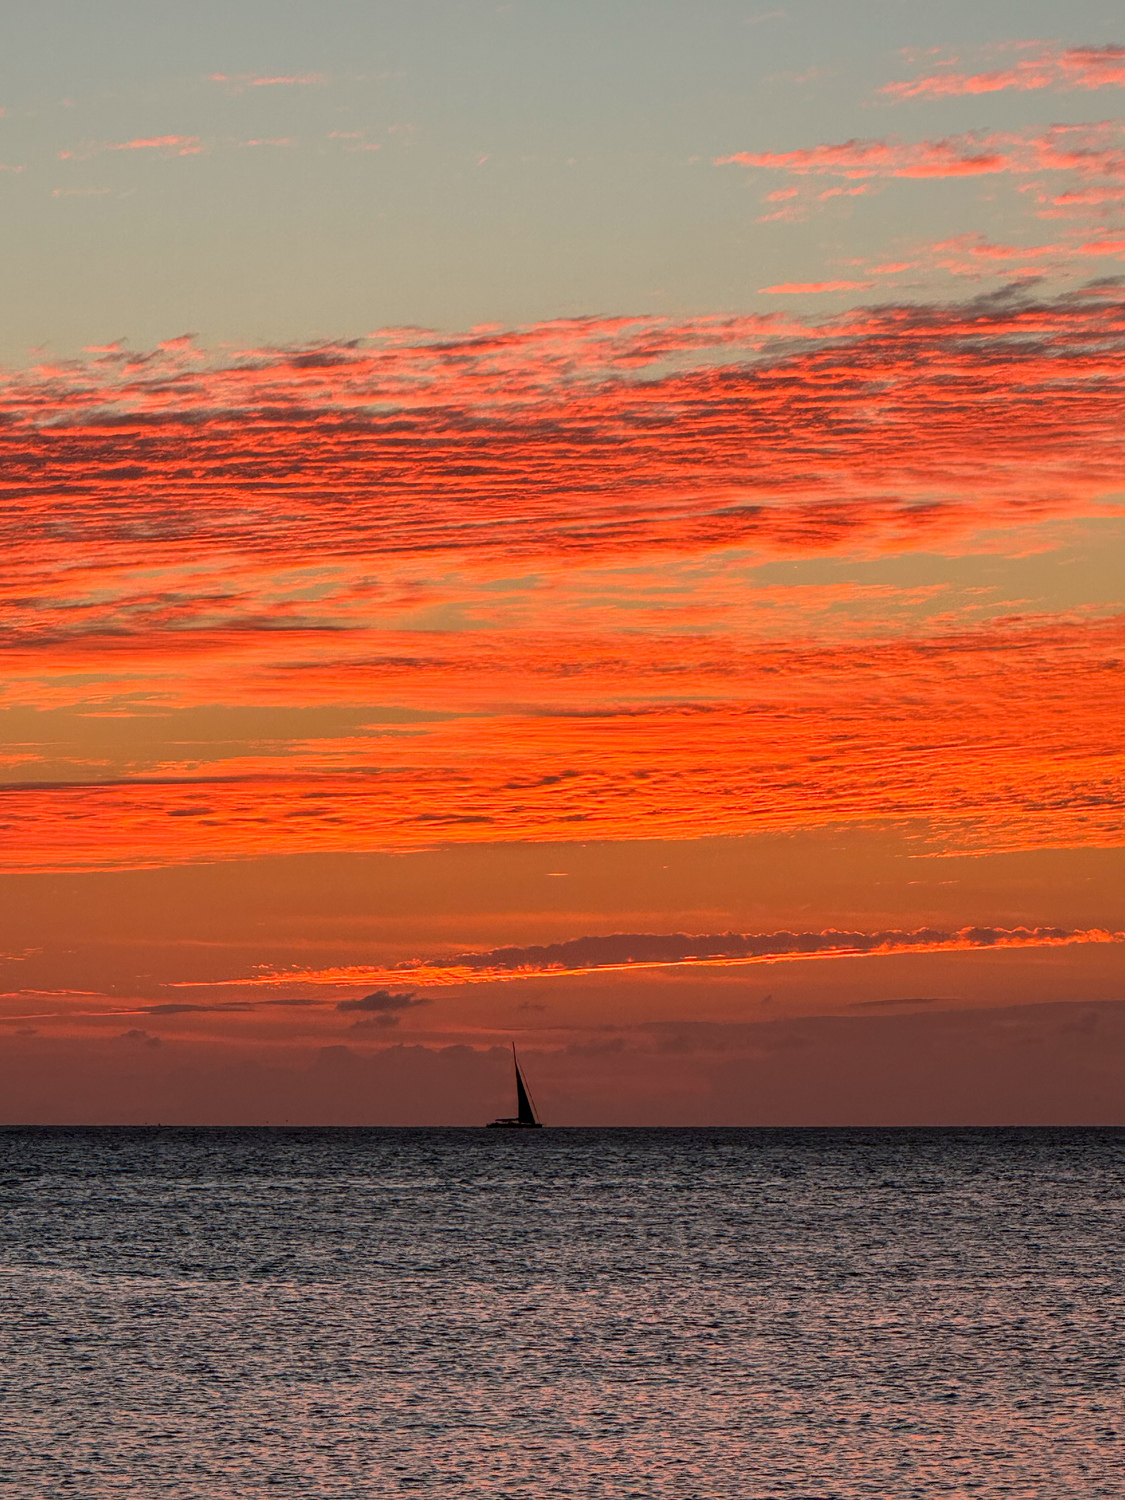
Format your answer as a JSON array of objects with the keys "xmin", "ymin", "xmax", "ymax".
[{"xmin": 1, "ymin": 1127, "xmax": 1122, "ymax": 1498}]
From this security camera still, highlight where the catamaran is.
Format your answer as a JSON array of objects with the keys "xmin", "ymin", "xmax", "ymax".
[{"xmin": 487, "ymin": 1044, "xmax": 543, "ymax": 1128}]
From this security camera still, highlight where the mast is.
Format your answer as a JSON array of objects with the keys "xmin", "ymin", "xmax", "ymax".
[{"xmin": 513, "ymin": 1044, "xmax": 539, "ymax": 1126}]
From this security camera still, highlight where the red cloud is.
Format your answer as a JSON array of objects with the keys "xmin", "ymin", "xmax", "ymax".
[
  {"xmin": 110, "ymin": 135, "xmax": 204, "ymax": 155},
  {"xmin": 719, "ymin": 137, "xmax": 1007, "ymax": 178},
  {"xmin": 717, "ymin": 123, "xmax": 1125, "ymax": 180},
  {"xmin": 220, "ymin": 926, "xmax": 1124, "ymax": 988},
  {"xmin": 881, "ymin": 44, "xmax": 1125, "ymax": 101},
  {"xmin": 61, "ymin": 135, "xmax": 205, "ymax": 161},
  {"xmin": 2, "ymin": 291, "xmax": 1123, "ymax": 872},
  {"xmin": 1049, "ymin": 186, "xmax": 1125, "ymax": 205},
  {"xmin": 923, "ymin": 233, "xmax": 1125, "ymax": 278},
  {"xmin": 3, "ymin": 612, "xmax": 1124, "ymax": 869},
  {"xmin": 760, "ymin": 279, "xmax": 874, "ymax": 293},
  {"xmin": 0, "ymin": 290, "xmax": 1119, "ymax": 585}
]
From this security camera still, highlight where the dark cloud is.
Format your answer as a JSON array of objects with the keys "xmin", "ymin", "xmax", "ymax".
[
  {"xmin": 118, "ymin": 1029, "xmax": 161, "ymax": 1048},
  {"xmin": 337, "ymin": 990, "xmax": 426, "ymax": 1029},
  {"xmin": 336, "ymin": 989, "xmax": 421, "ymax": 1012},
  {"xmin": 142, "ymin": 1003, "xmax": 252, "ymax": 1014},
  {"xmin": 854, "ymin": 996, "xmax": 961, "ymax": 1009},
  {"xmin": 425, "ymin": 925, "xmax": 1106, "ymax": 978}
]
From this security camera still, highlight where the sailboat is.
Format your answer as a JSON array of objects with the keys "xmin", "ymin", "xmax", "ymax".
[{"xmin": 486, "ymin": 1044, "xmax": 543, "ymax": 1128}]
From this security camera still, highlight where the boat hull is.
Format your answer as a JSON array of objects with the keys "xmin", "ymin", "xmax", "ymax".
[{"xmin": 486, "ymin": 1118, "xmax": 543, "ymax": 1128}]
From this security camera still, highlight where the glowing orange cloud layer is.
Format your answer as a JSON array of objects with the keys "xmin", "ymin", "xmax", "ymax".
[
  {"xmin": 4, "ymin": 290, "xmax": 1122, "ymax": 873},
  {"xmin": 3, "ymin": 611, "xmax": 1123, "ymax": 869},
  {"xmin": 191, "ymin": 927, "xmax": 1125, "ymax": 990},
  {"xmin": 2, "ymin": 291, "xmax": 1122, "ymax": 626},
  {"xmin": 881, "ymin": 44, "xmax": 1125, "ymax": 101}
]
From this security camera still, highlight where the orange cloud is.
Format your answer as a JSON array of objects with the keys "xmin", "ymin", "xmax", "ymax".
[
  {"xmin": 925, "ymin": 232, "xmax": 1123, "ymax": 276},
  {"xmin": 3, "ymin": 611, "xmax": 1123, "ymax": 868},
  {"xmin": 111, "ymin": 135, "xmax": 203, "ymax": 153},
  {"xmin": 60, "ymin": 135, "xmax": 205, "ymax": 160},
  {"xmin": 3, "ymin": 291, "xmax": 1122, "ymax": 873},
  {"xmin": 1, "ymin": 290, "xmax": 1121, "ymax": 608},
  {"xmin": 1047, "ymin": 186, "xmax": 1125, "ymax": 206},
  {"xmin": 880, "ymin": 44, "xmax": 1125, "ymax": 101},
  {"xmin": 210, "ymin": 926, "xmax": 1125, "ymax": 990},
  {"xmin": 759, "ymin": 279, "xmax": 874, "ymax": 293},
  {"xmin": 717, "ymin": 123, "xmax": 1125, "ymax": 180}
]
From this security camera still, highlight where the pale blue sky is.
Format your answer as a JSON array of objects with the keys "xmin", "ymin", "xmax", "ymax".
[{"xmin": 0, "ymin": 0, "xmax": 1120, "ymax": 359}]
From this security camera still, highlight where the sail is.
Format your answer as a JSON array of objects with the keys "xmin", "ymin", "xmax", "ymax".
[
  {"xmin": 514, "ymin": 1049, "xmax": 538, "ymax": 1125},
  {"xmin": 486, "ymin": 1043, "xmax": 543, "ymax": 1127}
]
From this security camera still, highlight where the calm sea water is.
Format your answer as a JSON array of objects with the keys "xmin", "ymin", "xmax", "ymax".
[{"xmin": 1, "ymin": 1128, "xmax": 1122, "ymax": 1499}]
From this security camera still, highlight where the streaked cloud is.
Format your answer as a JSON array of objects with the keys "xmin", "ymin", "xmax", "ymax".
[
  {"xmin": 209, "ymin": 72, "xmax": 327, "ymax": 89},
  {"xmin": 880, "ymin": 43, "xmax": 1125, "ymax": 101},
  {"xmin": 1, "ymin": 291, "xmax": 1120, "ymax": 598},
  {"xmin": 0, "ymin": 286, "xmax": 1122, "ymax": 871},
  {"xmin": 206, "ymin": 926, "xmax": 1124, "ymax": 989},
  {"xmin": 60, "ymin": 135, "xmax": 205, "ymax": 161},
  {"xmin": 111, "ymin": 135, "xmax": 204, "ymax": 154},
  {"xmin": 4, "ymin": 603, "xmax": 1123, "ymax": 867},
  {"xmin": 759, "ymin": 279, "xmax": 874, "ymax": 293},
  {"xmin": 925, "ymin": 232, "xmax": 1125, "ymax": 278},
  {"xmin": 717, "ymin": 122, "xmax": 1125, "ymax": 180}
]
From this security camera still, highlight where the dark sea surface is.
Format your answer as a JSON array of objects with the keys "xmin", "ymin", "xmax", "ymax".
[{"xmin": 1, "ymin": 1128, "xmax": 1123, "ymax": 1499}]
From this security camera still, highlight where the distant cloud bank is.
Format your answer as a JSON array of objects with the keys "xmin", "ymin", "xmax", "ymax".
[{"xmin": 234, "ymin": 927, "xmax": 1124, "ymax": 989}]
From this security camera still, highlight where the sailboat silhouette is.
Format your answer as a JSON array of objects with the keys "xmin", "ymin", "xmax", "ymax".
[{"xmin": 486, "ymin": 1044, "xmax": 543, "ymax": 1128}]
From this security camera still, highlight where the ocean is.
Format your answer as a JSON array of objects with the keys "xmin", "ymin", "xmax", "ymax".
[{"xmin": 1, "ymin": 1127, "xmax": 1122, "ymax": 1498}]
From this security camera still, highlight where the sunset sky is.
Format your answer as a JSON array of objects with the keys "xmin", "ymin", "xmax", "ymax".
[{"xmin": 2, "ymin": 0, "xmax": 1123, "ymax": 1123}]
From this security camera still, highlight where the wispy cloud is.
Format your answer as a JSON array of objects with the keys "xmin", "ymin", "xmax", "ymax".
[
  {"xmin": 4, "ymin": 610, "xmax": 1124, "ymax": 868},
  {"xmin": 112, "ymin": 135, "xmax": 203, "ymax": 154},
  {"xmin": 204, "ymin": 927, "xmax": 1125, "ymax": 989},
  {"xmin": 924, "ymin": 232, "xmax": 1125, "ymax": 278},
  {"xmin": 880, "ymin": 43, "xmax": 1125, "ymax": 102},
  {"xmin": 759, "ymin": 279, "xmax": 874, "ymax": 293},
  {"xmin": 718, "ymin": 123, "xmax": 1125, "ymax": 181},
  {"xmin": 327, "ymin": 131, "xmax": 381, "ymax": 152},
  {"xmin": 209, "ymin": 72, "xmax": 327, "ymax": 90},
  {"xmin": 1, "ymin": 290, "xmax": 1119, "ymax": 586},
  {"xmin": 2, "ymin": 290, "xmax": 1122, "ymax": 870},
  {"xmin": 60, "ymin": 135, "xmax": 204, "ymax": 161}
]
